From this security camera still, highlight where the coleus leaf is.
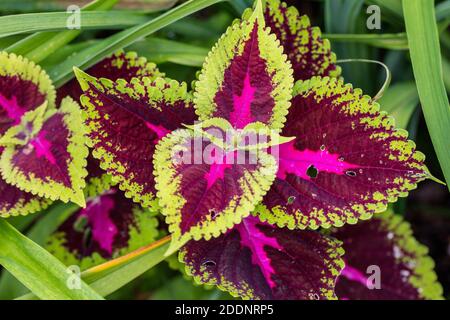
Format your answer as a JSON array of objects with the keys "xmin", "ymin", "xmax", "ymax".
[
  {"xmin": 57, "ymin": 50, "xmax": 163, "ymax": 105},
  {"xmin": 331, "ymin": 211, "xmax": 444, "ymax": 300},
  {"xmin": 249, "ymin": 0, "xmax": 341, "ymax": 81},
  {"xmin": 180, "ymin": 215, "xmax": 344, "ymax": 300},
  {"xmin": 194, "ymin": 0, "xmax": 294, "ymax": 131},
  {"xmin": 0, "ymin": 97, "xmax": 88, "ymax": 207},
  {"xmin": 0, "ymin": 178, "xmax": 51, "ymax": 218},
  {"xmin": 0, "ymin": 51, "xmax": 56, "ymax": 136},
  {"xmin": 46, "ymin": 188, "xmax": 160, "ymax": 270},
  {"xmin": 186, "ymin": 118, "xmax": 295, "ymax": 151},
  {"xmin": 153, "ymin": 128, "xmax": 278, "ymax": 254},
  {"xmin": 256, "ymin": 77, "xmax": 435, "ymax": 230},
  {"xmin": 83, "ymin": 154, "xmax": 114, "ymax": 198},
  {"xmin": 74, "ymin": 68, "xmax": 197, "ymax": 208}
]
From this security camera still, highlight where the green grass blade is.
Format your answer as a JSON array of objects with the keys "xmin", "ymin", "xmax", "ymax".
[
  {"xmin": 17, "ymin": 236, "xmax": 171, "ymax": 299},
  {"xmin": 403, "ymin": 0, "xmax": 450, "ymax": 189},
  {"xmin": 48, "ymin": 0, "xmax": 225, "ymax": 87},
  {"xmin": 0, "ymin": 0, "xmax": 177, "ymax": 12},
  {"xmin": 83, "ymin": 236, "xmax": 171, "ymax": 296},
  {"xmin": 323, "ymin": 33, "xmax": 408, "ymax": 50},
  {"xmin": 0, "ymin": 219, "xmax": 103, "ymax": 300},
  {"xmin": 130, "ymin": 37, "xmax": 209, "ymax": 67},
  {"xmin": 0, "ymin": 11, "xmax": 148, "ymax": 38},
  {"xmin": 6, "ymin": 0, "xmax": 119, "ymax": 60},
  {"xmin": 0, "ymin": 202, "xmax": 79, "ymax": 299}
]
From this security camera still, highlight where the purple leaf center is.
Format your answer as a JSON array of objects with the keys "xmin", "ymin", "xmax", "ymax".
[
  {"xmin": 145, "ymin": 121, "xmax": 170, "ymax": 141},
  {"xmin": 204, "ymin": 147, "xmax": 233, "ymax": 190},
  {"xmin": 277, "ymin": 141, "xmax": 360, "ymax": 180},
  {"xmin": 79, "ymin": 193, "xmax": 118, "ymax": 254},
  {"xmin": 30, "ymin": 130, "xmax": 56, "ymax": 165},
  {"xmin": 237, "ymin": 217, "xmax": 281, "ymax": 288},
  {"xmin": 0, "ymin": 92, "xmax": 24, "ymax": 125},
  {"xmin": 340, "ymin": 265, "xmax": 369, "ymax": 287},
  {"xmin": 230, "ymin": 73, "xmax": 257, "ymax": 129}
]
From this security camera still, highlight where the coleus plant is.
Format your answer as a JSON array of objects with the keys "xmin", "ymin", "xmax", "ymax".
[
  {"xmin": 0, "ymin": 0, "xmax": 433, "ymax": 300},
  {"xmin": 0, "ymin": 51, "xmax": 89, "ymax": 217},
  {"xmin": 71, "ymin": 0, "xmax": 443, "ymax": 300},
  {"xmin": 0, "ymin": 49, "xmax": 163, "ymax": 216},
  {"xmin": 75, "ymin": 0, "xmax": 441, "ymax": 299},
  {"xmin": 46, "ymin": 186, "xmax": 160, "ymax": 271}
]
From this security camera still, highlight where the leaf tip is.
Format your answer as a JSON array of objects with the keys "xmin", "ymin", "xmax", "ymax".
[{"xmin": 73, "ymin": 67, "xmax": 94, "ymax": 92}]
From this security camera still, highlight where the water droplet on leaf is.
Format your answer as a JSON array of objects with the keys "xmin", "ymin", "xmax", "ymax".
[
  {"xmin": 346, "ymin": 171, "xmax": 357, "ymax": 177},
  {"xmin": 202, "ymin": 260, "xmax": 216, "ymax": 268},
  {"xmin": 306, "ymin": 165, "xmax": 318, "ymax": 179}
]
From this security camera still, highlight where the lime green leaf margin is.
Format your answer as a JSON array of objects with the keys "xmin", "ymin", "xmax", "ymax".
[
  {"xmin": 154, "ymin": 128, "xmax": 278, "ymax": 255},
  {"xmin": 0, "ymin": 51, "xmax": 56, "ymax": 109},
  {"xmin": 0, "ymin": 219, "xmax": 103, "ymax": 300},
  {"xmin": 0, "ymin": 98, "xmax": 88, "ymax": 207},
  {"xmin": 403, "ymin": 0, "xmax": 450, "ymax": 190},
  {"xmin": 378, "ymin": 211, "xmax": 444, "ymax": 300}
]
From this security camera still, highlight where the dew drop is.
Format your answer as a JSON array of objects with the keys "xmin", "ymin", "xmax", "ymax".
[
  {"xmin": 209, "ymin": 209, "xmax": 218, "ymax": 219},
  {"xmin": 400, "ymin": 270, "xmax": 410, "ymax": 278},
  {"xmin": 202, "ymin": 260, "xmax": 216, "ymax": 268},
  {"xmin": 338, "ymin": 157, "xmax": 345, "ymax": 162},
  {"xmin": 346, "ymin": 171, "xmax": 357, "ymax": 177},
  {"xmin": 287, "ymin": 196, "xmax": 296, "ymax": 205},
  {"xmin": 393, "ymin": 246, "xmax": 403, "ymax": 259},
  {"xmin": 306, "ymin": 165, "xmax": 318, "ymax": 179},
  {"xmin": 320, "ymin": 145, "xmax": 326, "ymax": 151}
]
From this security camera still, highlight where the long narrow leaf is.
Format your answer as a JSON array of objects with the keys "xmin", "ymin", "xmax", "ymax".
[
  {"xmin": 17, "ymin": 236, "xmax": 171, "ymax": 299},
  {"xmin": 131, "ymin": 37, "xmax": 209, "ymax": 67},
  {"xmin": 48, "ymin": 0, "xmax": 225, "ymax": 87},
  {"xmin": 6, "ymin": 0, "xmax": 119, "ymax": 60},
  {"xmin": 323, "ymin": 33, "xmax": 408, "ymax": 50},
  {"xmin": 0, "ymin": 202, "xmax": 79, "ymax": 299},
  {"xmin": 0, "ymin": 11, "xmax": 148, "ymax": 38},
  {"xmin": 403, "ymin": 0, "xmax": 450, "ymax": 188},
  {"xmin": 0, "ymin": 219, "xmax": 103, "ymax": 300}
]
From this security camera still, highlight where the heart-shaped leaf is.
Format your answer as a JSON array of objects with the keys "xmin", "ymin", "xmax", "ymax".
[
  {"xmin": 46, "ymin": 188, "xmax": 160, "ymax": 270},
  {"xmin": 74, "ymin": 68, "xmax": 197, "ymax": 208},
  {"xmin": 257, "ymin": 77, "xmax": 435, "ymax": 230},
  {"xmin": 194, "ymin": 0, "xmax": 293, "ymax": 131},
  {"xmin": 154, "ymin": 128, "xmax": 278, "ymax": 254},
  {"xmin": 180, "ymin": 215, "xmax": 344, "ymax": 300},
  {"xmin": 0, "ymin": 51, "xmax": 56, "ymax": 136},
  {"xmin": 0, "ymin": 97, "xmax": 88, "ymax": 207},
  {"xmin": 250, "ymin": 0, "xmax": 341, "ymax": 81},
  {"xmin": 0, "ymin": 178, "xmax": 51, "ymax": 218},
  {"xmin": 332, "ymin": 211, "xmax": 444, "ymax": 300}
]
